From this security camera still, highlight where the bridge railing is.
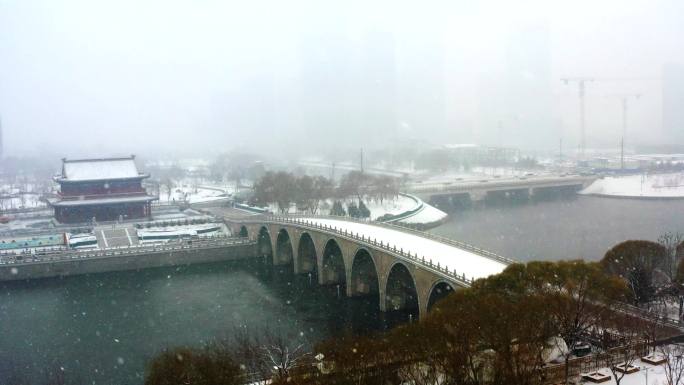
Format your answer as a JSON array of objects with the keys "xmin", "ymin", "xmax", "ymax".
[
  {"xmin": 242, "ymin": 213, "xmax": 517, "ymax": 266},
  {"xmin": 406, "ymin": 175, "xmax": 595, "ymax": 193},
  {"xmin": 239, "ymin": 215, "xmax": 513, "ymax": 286},
  {"xmin": 0, "ymin": 236, "xmax": 255, "ymax": 266},
  {"xmin": 272, "ymin": 215, "xmax": 476, "ymax": 286}
]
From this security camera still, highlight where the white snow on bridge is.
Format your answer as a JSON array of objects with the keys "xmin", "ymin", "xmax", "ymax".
[{"xmin": 300, "ymin": 217, "xmax": 510, "ymax": 281}]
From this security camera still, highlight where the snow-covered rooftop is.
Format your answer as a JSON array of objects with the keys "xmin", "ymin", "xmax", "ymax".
[
  {"xmin": 47, "ymin": 195, "xmax": 156, "ymax": 207},
  {"xmin": 300, "ymin": 217, "xmax": 509, "ymax": 281},
  {"xmin": 60, "ymin": 156, "xmax": 144, "ymax": 182}
]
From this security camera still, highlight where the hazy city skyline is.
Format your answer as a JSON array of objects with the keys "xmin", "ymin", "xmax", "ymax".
[{"xmin": 1, "ymin": 0, "xmax": 683, "ymax": 158}]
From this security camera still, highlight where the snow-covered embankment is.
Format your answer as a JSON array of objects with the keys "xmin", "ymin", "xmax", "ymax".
[{"xmin": 580, "ymin": 173, "xmax": 684, "ymax": 199}]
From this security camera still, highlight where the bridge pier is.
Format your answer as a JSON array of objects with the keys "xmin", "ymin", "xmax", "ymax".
[
  {"xmin": 345, "ymin": 272, "xmax": 354, "ymax": 297},
  {"xmin": 379, "ymin": 285, "xmax": 387, "ymax": 312},
  {"xmin": 223, "ymin": 217, "xmax": 500, "ymax": 324}
]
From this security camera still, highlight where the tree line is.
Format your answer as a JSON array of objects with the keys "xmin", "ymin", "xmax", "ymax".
[
  {"xmin": 600, "ymin": 233, "xmax": 684, "ymax": 312},
  {"xmin": 138, "ymin": 235, "xmax": 684, "ymax": 385},
  {"xmin": 141, "ymin": 260, "xmax": 666, "ymax": 385},
  {"xmin": 146, "ymin": 234, "xmax": 684, "ymax": 385},
  {"xmin": 250, "ymin": 170, "xmax": 400, "ymax": 215}
]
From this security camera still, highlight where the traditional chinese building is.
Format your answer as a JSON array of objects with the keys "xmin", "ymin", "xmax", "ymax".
[{"xmin": 48, "ymin": 156, "xmax": 157, "ymax": 223}]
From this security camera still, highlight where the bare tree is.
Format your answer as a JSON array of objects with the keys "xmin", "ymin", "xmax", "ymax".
[
  {"xmin": 661, "ymin": 344, "xmax": 684, "ymax": 385},
  {"xmin": 603, "ymin": 314, "xmax": 644, "ymax": 385},
  {"xmin": 230, "ymin": 327, "xmax": 310, "ymax": 383},
  {"xmin": 260, "ymin": 332, "xmax": 309, "ymax": 380},
  {"xmin": 659, "ymin": 232, "xmax": 684, "ymax": 282}
]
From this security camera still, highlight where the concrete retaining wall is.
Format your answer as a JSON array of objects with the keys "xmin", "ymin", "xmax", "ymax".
[{"xmin": 0, "ymin": 243, "xmax": 257, "ymax": 281}]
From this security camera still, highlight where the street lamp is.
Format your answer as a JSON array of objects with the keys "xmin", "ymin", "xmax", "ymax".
[{"xmin": 640, "ymin": 364, "xmax": 660, "ymax": 385}]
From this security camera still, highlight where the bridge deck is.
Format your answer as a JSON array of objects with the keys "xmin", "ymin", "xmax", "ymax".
[{"xmin": 301, "ymin": 217, "xmax": 509, "ymax": 281}]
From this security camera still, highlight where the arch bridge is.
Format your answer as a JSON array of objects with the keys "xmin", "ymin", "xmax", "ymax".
[{"xmin": 226, "ymin": 215, "xmax": 513, "ymax": 319}]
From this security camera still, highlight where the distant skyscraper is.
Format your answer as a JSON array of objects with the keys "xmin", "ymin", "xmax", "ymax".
[
  {"xmin": 477, "ymin": 24, "xmax": 554, "ymax": 150},
  {"xmin": 395, "ymin": 36, "xmax": 447, "ymax": 141},
  {"xmin": 0, "ymin": 115, "xmax": 3, "ymax": 159},
  {"xmin": 297, "ymin": 19, "xmax": 398, "ymax": 149},
  {"xmin": 663, "ymin": 63, "xmax": 684, "ymax": 145}
]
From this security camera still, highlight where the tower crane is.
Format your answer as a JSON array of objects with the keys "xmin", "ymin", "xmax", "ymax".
[
  {"xmin": 561, "ymin": 76, "xmax": 652, "ymax": 162},
  {"xmin": 607, "ymin": 93, "xmax": 642, "ymax": 169},
  {"xmin": 561, "ymin": 77, "xmax": 594, "ymax": 160}
]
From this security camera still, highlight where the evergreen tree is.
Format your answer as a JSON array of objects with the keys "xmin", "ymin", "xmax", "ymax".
[
  {"xmin": 330, "ymin": 201, "xmax": 346, "ymax": 216},
  {"xmin": 347, "ymin": 201, "xmax": 360, "ymax": 218},
  {"xmin": 358, "ymin": 200, "xmax": 371, "ymax": 218}
]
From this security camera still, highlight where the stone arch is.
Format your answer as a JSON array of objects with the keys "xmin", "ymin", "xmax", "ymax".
[
  {"xmin": 275, "ymin": 229, "xmax": 294, "ymax": 266},
  {"xmin": 297, "ymin": 233, "xmax": 317, "ymax": 277},
  {"xmin": 384, "ymin": 262, "xmax": 420, "ymax": 319},
  {"xmin": 349, "ymin": 247, "xmax": 379, "ymax": 299},
  {"xmin": 321, "ymin": 238, "xmax": 346, "ymax": 287},
  {"xmin": 238, "ymin": 226, "xmax": 249, "ymax": 238},
  {"xmin": 257, "ymin": 226, "xmax": 273, "ymax": 263},
  {"xmin": 427, "ymin": 280, "xmax": 455, "ymax": 311}
]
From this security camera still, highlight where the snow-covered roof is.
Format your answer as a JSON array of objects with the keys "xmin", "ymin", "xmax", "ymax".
[
  {"xmin": 47, "ymin": 195, "xmax": 156, "ymax": 207},
  {"xmin": 59, "ymin": 156, "xmax": 145, "ymax": 182}
]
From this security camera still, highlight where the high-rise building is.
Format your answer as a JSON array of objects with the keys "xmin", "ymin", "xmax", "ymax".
[
  {"xmin": 395, "ymin": 36, "xmax": 446, "ymax": 142},
  {"xmin": 0, "ymin": 115, "xmax": 3, "ymax": 159},
  {"xmin": 663, "ymin": 63, "xmax": 684, "ymax": 145},
  {"xmin": 296, "ymin": 19, "xmax": 398, "ymax": 149},
  {"xmin": 476, "ymin": 24, "xmax": 554, "ymax": 150}
]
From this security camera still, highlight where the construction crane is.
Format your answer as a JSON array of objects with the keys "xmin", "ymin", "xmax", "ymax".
[
  {"xmin": 561, "ymin": 77, "xmax": 594, "ymax": 160},
  {"xmin": 608, "ymin": 93, "xmax": 642, "ymax": 169},
  {"xmin": 561, "ymin": 76, "xmax": 652, "ymax": 162}
]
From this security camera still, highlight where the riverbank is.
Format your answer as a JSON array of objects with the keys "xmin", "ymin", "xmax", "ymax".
[
  {"xmin": 0, "ymin": 239, "xmax": 255, "ymax": 281},
  {"xmin": 428, "ymin": 195, "xmax": 684, "ymax": 262},
  {"xmin": 0, "ymin": 259, "xmax": 385, "ymax": 385},
  {"xmin": 580, "ymin": 172, "xmax": 684, "ymax": 199}
]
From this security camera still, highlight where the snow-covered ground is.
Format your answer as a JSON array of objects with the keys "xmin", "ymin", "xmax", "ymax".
[
  {"xmin": 397, "ymin": 203, "xmax": 448, "ymax": 225},
  {"xmin": 300, "ymin": 217, "xmax": 508, "ymax": 281},
  {"xmin": 575, "ymin": 356, "xmax": 668, "ymax": 385},
  {"xmin": 266, "ymin": 194, "xmax": 447, "ymax": 226},
  {"xmin": 363, "ymin": 195, "xmax": 418, "ymax": 220},
  {"xmin": 580, "ymin": 173, "xmax": 684, "ymax": 198},
  {"xmin": 0, "ymin": 182, "xmax": 49, "ymax": 210},
  {"xmin": 159, "ymin": 184, "xmax": 232, "ymax": 204},
  {"xmin": 267, "ymin": 195, "xmax": 419, "ymax": 220}
]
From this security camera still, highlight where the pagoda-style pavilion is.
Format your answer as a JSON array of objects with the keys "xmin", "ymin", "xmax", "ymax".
[{"xmin": 48, "ymin": 155, "xmax": 157, "ymax": 223}]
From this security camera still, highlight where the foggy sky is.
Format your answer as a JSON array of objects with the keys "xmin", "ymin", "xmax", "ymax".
[{"xmin": 1, "ymin": 0, "xmax": 683, "ymax": 158}]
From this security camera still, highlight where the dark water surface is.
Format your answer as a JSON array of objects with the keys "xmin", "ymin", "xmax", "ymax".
[
  {"xmin": 4, "ymin": 195, "xmax": 682, "ymax": 384},
  {"xmin": 0, "ymin": 261, "xmax": 383, "ymax": 385},
  {"xmin": 429, "ymin": 195, "xmax": 684, "ymax": 262}
]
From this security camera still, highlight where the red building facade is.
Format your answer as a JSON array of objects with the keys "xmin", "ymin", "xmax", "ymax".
[{"xmin": 48, "ymin": 156, "xmax": 157, "ymax": 223}]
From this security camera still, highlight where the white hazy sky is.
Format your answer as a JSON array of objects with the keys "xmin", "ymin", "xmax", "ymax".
[{"xmin": 1, "ymin": 0, "xmax": 683, "ymax": 157}]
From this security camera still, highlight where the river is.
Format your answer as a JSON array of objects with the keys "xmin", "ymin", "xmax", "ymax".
[
  {"xmin": 2, "ymin": 195, "xmax": 683, "ymax": 384},
  {"xmin": 0, "ymin": 260, "xmax": 384, "ymax": 385},
  {"xmin": 429, "ymin": 195, "xmax": 684, "ymax": 262}
]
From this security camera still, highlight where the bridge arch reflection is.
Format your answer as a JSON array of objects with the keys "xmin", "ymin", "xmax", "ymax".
[
  {"xmin": 275, "ymin": 229, "xmax": 294, "ymax": 266},
  {"xmin": 257, "ymin": 226, "xmax": 272, "ymax": 262},
  {"xmin": 297, "ymin": 232, "xmax": 317, "ymax": 277},
  {"xmin": 227, "ymin": 216, "xmax": 511, "ymax": 321},
  {"xmin": 427, "ymin": 280, "xmax": 454, "ymax": 311},
  {"xmin": 384, "ymin": 262, "xmax": 419, "ymax": 320},
  {"xmin": 350, "ymin": 247, "xmax": 379, "ymax": 299},
  {"xmin": 321, "ymin": 239, "xmax": 346, "ymax": 287}
]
